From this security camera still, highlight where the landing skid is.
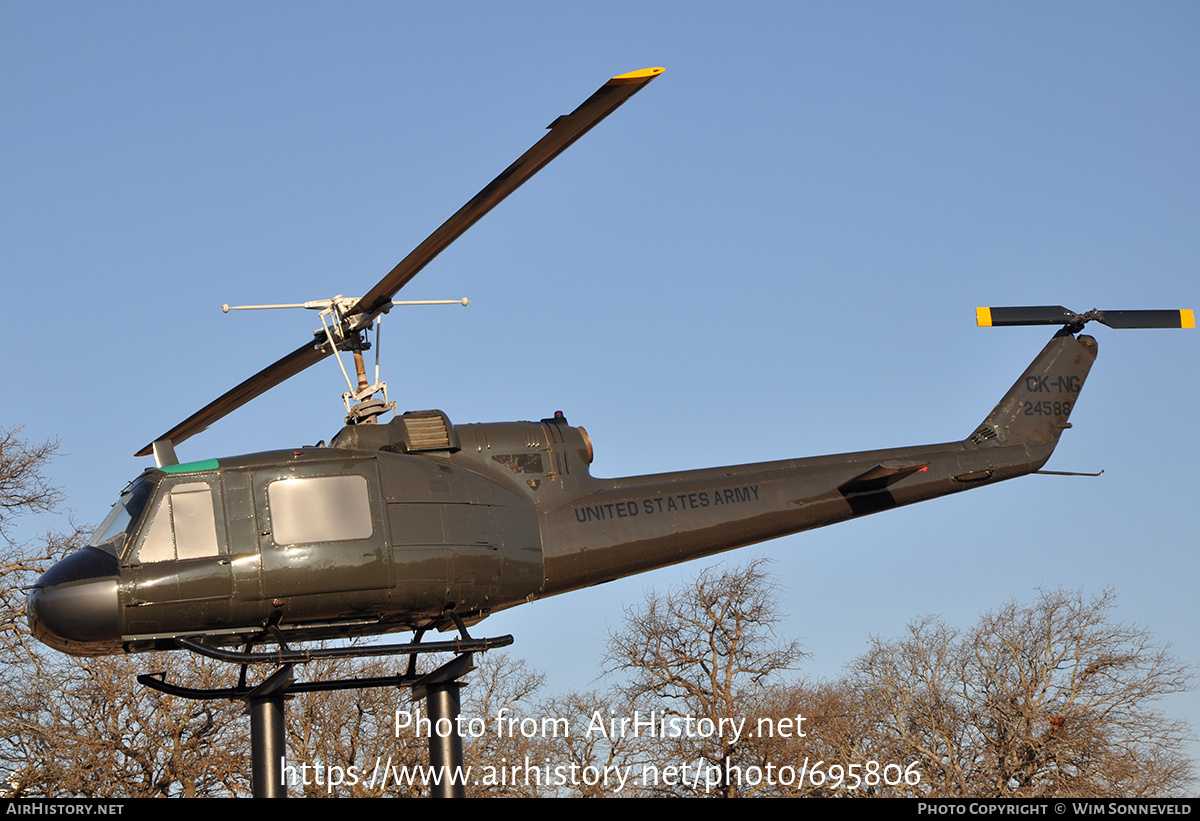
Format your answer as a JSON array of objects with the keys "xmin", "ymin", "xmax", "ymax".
[{"xmin": 170, "ymin": 631, "xmax": 512, "ymax": 668}]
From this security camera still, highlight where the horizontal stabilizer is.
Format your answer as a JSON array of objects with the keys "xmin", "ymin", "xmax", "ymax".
[{"xmin": 839, "ymin": 461, "xmax": 929, "ymax": 493}]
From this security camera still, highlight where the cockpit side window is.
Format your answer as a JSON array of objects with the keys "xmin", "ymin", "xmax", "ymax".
[{"xmin": 135, "ymin": 480, "xmax": 221, "ymax": 563}]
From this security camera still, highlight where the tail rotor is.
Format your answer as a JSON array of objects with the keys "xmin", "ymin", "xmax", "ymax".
[{"xmin": 976, "ymin": 306, "xmax": 1194, "ymax": 333}]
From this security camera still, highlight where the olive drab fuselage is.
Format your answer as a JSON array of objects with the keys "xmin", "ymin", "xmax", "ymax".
[{"xmin": 28, "ymin": 333, "xmax": 1103, "ymax": 656}]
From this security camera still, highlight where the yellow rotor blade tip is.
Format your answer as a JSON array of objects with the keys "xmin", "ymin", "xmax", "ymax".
[
  {"xmin": 976, "ymin": 307, "xmax": 993, "ymax": 327},
  {"xmin": 610, "ymin": 67, "xmax": 665, "ymax": 83}
]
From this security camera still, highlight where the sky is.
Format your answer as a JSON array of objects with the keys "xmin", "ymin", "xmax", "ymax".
[{"xmin": 4, "ymin": 2, "xmax": 1198, "ymax": 777}]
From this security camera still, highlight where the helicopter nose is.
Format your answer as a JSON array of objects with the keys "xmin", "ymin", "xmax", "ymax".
[{"xmin": 27, "ymin": 547, "xmax": 122, "ymax": 656}]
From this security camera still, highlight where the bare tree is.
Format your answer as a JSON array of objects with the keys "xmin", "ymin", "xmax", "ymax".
[
  {"xmin": 1, "ymin": 648, "xmax": 251, "ymax": 797},
  {"xmin": 747, "ymin": 678, "xmax": 886, "ymax": 797},
  {"xmin": 282, "ymin": 654, "xmax": 429, "ymax": 798},
  {"xmin": 0, "ymin": 427, "xmax": 61, "ymax": 543},
  {"xmin": 848, "ymin": 589, "xmax": 1195, "ymax": 797},
  {"xmin": 604, "ymin": 558, "xmax": 806, "ymax": 796},
  {"xmin": 459, "ymin": 652, "xmax": 547, "ymax": 797},
  {"xmin": 0, "ymin": 427, "xmax": 253, "ymax": 797},
  {"xmin": 528, "ymin": 688, "xmax": 661, "ymax": 797},
  {"xmin": 0, "ymin": 428, "xmax": 78, "ymax": 657}
]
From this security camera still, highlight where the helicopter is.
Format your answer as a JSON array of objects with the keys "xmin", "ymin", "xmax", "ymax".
[{"xmin": 26, "ymin": 67, "xmax": 1194, "ymax": 660}]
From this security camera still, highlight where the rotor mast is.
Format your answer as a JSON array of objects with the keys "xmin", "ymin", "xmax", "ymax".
[{"xmin": 223, "ymin": 296, "xmax": 470, "ymax": 425}]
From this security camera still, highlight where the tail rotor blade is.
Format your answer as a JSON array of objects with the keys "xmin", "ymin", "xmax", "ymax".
[
  {"xmin": 976, "ymin": 306, "xmax": 1075, "ymax": 327},
  {"xmin": 1097, "ymin": 309, "xmax": 1195, "ymax": 329}
]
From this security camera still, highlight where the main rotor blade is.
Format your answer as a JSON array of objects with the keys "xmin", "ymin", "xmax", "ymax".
[
  {"xmin": 135, "ymin": 68, "xmax": 662, "ymax": 457},
  {"xmin": 135, "ymin": 336, "xmax": 335, "ymax": 457},
  {"xmin": 348, "ymin": 66, "xmax": 664, "ymax": 325}
]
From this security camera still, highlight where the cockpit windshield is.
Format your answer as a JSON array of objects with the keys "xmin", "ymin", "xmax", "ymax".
[{"xmin": 87, "ymin": 478, "xmax": 155, "ymax": 557}]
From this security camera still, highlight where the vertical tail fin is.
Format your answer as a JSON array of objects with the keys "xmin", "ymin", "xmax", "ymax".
[{"xmin": 966, "ymin": 333, "xmax": 1098, "ymax": 449}]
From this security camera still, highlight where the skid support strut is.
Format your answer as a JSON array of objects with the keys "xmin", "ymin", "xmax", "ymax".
[{"xmin": 138, "ymin": 630, "xmax": 507, "ymax": 797}]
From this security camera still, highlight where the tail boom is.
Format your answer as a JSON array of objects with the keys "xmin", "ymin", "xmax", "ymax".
[{"xmin": 536, "ymin": 333, "xmax": 1100, "ymax": 597}]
